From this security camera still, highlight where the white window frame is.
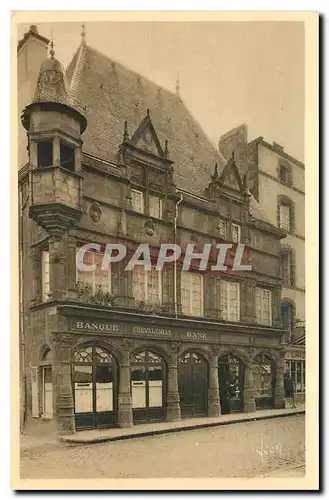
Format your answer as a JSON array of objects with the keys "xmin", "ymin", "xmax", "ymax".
[
  {"xmin": 220, "ymin": 280, "xmax": 240, "ymax": 322},
  {"xmin": 41, "ymin": 250, "xmax": 50, "ymax": 302},
  {"xmin": 132, "ymin": 266, "xmax": 162, "ymax": 306},
  {"xmin": 131, "ymin": 189, "xmax": 144, "ymax": 214},
  {"xmin": 218, "ymin": 219, "xmax": 227, "ymax": 239},
  {"xmin": 181, "ymin": 271, "xmax": 204, "ymax": 317},
  {"xmin": 149, "ymin": 194, "xmax": 162, "ymax": 219},
  {"xmin": 256, "ymin": 287, "xmax": 272, "ymax": 326},
  {"xmin": 76, "ymin": 250, "xmax": 111, "ymax": 294},
  {"xmin": 231, "ymin": 223, "xmax": 241, "ymax": 243}
]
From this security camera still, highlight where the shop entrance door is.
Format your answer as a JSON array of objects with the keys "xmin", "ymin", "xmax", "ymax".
[
  {"xmin": 131, "ymin": 350, "xmax": 166, "ymax": 424},
  {"xmin": 178, "ymin": 352, "xmax": 208, "ymax": 418},
  {"xmin": 252, "ymin": 354, "xmax": 275, "ymax": 409},
  {"xmin": 73, "ymin": 346, "xmax": 117, "ymax": 430},
  {"xmin": 218, "ymin": 354, "xmax": 245, "ymax": 414}
]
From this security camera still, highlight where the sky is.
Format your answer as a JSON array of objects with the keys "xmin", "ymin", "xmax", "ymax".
[{"xmin": 18, "ymin": 21, "xmax": 305, "ymax": 162}]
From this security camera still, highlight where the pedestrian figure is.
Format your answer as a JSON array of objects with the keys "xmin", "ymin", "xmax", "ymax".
[{"xmin": 284, "ymin": 371, "xmax": 296, "ymax": 408}]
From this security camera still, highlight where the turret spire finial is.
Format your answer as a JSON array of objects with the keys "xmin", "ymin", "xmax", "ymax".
[
  {"xmin": 164, "ymin": 139, "xmax": 169, "ymax": 158},
  {"xmin": 81, "ymin": 24, "xmax": 86, "ymax": 45},
  {"xmin": 123, "ymin": 120, "xmax": 129, "ymax": 141},
  {"xmin": 175, "ymin": 73, "xmax": 180, "ymax": 96},
  {"xmin": 49, "ymin": 40, "xmax": 55, "ymax": 59}
]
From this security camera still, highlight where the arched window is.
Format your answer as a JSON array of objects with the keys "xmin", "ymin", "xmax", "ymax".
[
  {"xmin": 277, "ymin": 196, "xmax": 295, "ymax": 233},
  {"xmin": 280, "ymin": 247, "xmax": 295, "ymax": 288}
]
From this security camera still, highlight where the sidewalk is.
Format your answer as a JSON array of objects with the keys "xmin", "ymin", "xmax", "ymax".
[
  {"xmin": 20, "ymin": 405, "xmax": 304, "ymax": 451},
  {"xmin": 61, "ymin": 405, "xmax": 305, "ymax": 446}
]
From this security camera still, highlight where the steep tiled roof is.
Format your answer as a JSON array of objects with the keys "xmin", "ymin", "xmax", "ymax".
[
  {"xmin": 66, "ymin": 43, "xmax": 225, "ymax": 196},
  {"xmin": 65, "ymin": 43, "xmax": 279, "ymax": 229}
]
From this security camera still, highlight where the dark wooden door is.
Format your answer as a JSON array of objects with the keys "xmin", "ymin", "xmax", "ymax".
[{"xmin": 178, "ymin": 352, "xmax": 208, "ymax": 418}]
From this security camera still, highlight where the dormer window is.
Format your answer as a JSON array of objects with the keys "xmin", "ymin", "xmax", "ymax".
[
  {"xmin": 37, "ymin": 140, "xmax": 53, "ymax": 168},
  {"xmin": 60, "ymin": 141, "xmax": 75, "ymax": 172}
]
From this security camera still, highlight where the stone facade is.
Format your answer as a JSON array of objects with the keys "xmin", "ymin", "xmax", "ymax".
[{"xmin": 18, "ymin": 28, "xmax": 288, "ymax": 435}]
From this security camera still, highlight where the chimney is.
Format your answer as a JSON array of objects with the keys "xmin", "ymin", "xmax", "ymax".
[
  {"xmin": 273, "ymin": 141, "xmax": 284, "ymax": 152},
  {"xmin": 218, "ymin": 124, "xmax": 248, "ymax": 178},
  {"xmin": 17, "ymin": 25, "xmax": 50, "ymax": 169}
]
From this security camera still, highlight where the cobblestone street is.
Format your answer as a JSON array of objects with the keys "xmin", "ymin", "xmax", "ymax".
[{"xmin": 20, "ymin": 415, "xmax": 305, "ymax": 479}]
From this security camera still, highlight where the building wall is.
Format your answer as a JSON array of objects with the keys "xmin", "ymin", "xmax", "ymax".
[
  {"xmin": 256, "ymin": 144, "xmax": 305, "ymax": 323},
  {"xmin": 18, "ymin": 33, "xmax": 49, "ymax": 169}
]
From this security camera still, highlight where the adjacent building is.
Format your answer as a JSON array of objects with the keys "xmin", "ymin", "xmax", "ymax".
[
  {"xmin": 219, "ymin": 125, "xmax": 305, "ymax": 403},
  {"xmin": 18, "ymin": 26, "xmax": 288, "ymax": 436}
]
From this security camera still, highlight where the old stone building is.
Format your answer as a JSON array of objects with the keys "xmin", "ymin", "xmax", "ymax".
[
  {"xmin": 219, "ymin": 125, "xmax": 305, "ymax": 403},
  {"xmin": 18, "ymin": 26, "xmax": 288, "ymax": 435}
]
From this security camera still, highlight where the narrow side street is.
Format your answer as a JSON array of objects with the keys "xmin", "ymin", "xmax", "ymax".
[{"xmin": 20, "ymin": 414, "xmax": 305, "ymax": 479}]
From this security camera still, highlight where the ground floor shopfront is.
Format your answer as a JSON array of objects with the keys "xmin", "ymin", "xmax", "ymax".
[
  {"xmin": 33, "ymin": 305, "xmax": 287, "ymax": 435},
  {"xmin": 284, "ymin": 346, "xmax": 306, "ymax": 405}
]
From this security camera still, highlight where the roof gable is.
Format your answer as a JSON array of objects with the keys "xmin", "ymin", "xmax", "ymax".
[
  {"xmin": 219, "ymin": 156, "xmax": 243, "ymax": 192},
  {"xmin": 130, "ymin": 111, "xmax": 165, "ymax": 158}
]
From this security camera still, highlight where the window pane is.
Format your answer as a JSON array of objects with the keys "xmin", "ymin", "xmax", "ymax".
[
  {"xmin": 131, "ymin": 189, "xmax": 144, "ymax": 213},
  {"xmin": 149, "ymin": 195, "xmax": 162, "ymax": 219},
  {"xmin": 148, "ymin": 367, "xmax": 163, "ymax": 408},
  {"xmin": 232, "ymin": 224, "xmax": 241, "ymax": 243},
  {"xmin": 43, "ymin": 367, "xmax": 53, "ymax": 417},
  {"xmin": 279, "ymin": 204, "xmax": 291, "ymax": 231},
  {"xmin": 95, "ymin": 365, "xmax": 113, "ymax": 412},
  {"xmin": 181, "ymin": 271, "xmax": 203, "ymax": 316},
  {"xmin": 74, "ymin": 365, "xmax": 93, "ymax": 413},
  {"xmin": 256, "ymin": 287, "xmax": 272, "ymax": 325},
  {"xmin": 253, "ymin": 358, "xmax": 273, "ymax": 397},
  {"xmin": 218, "ymin": 220, "xmax": 227, "ymax": 239},
  {"xmin": 133, "ymin": 266, "xmax": 146, "ymax": 302},
  {"xmin": 131, "ymin": 366, "xmax": 146, "ymax": 408},
  {"xmin": 147, "ymin": 268, "xmax": 161, "ymax": 305},
  {"xmin": 221, "ymin": 281, "xmax": 240, "ymax": 321}
]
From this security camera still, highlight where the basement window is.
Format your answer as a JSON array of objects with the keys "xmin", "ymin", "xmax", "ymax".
[
  {"xmin": 37, "ymin": 140, "xmax": 53, "ymax": 168},
  {"xmin": 60, "ymin": 142, "xmax": 75, "ymax": 172}
]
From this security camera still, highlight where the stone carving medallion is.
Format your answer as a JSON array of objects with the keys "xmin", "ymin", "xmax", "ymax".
[{"xmin": 89, "ymin": 202, "xmax": 102, "ymax": 224}]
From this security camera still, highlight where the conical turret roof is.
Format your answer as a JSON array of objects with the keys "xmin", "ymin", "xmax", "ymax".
[{"xmin": 33, "ymin": 53, "xmax": 72, "ymax": 106}]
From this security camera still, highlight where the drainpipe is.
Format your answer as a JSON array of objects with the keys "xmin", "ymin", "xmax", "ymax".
[
  {"xmin": 19, "ymin": 186, "xmax": 28, "ymax": 432},
  {"xmin": 174, "ymin": 193, "xmax": 183, "ymax": 318}
]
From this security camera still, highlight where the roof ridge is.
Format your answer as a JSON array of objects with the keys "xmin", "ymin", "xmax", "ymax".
[
  {"xmin": 85, "ymin": 44, "xmax": 183, "ymax": 101},
  {"xmin": 69, "ymin": 43, "xmax": 87, "ymax": 103}
]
